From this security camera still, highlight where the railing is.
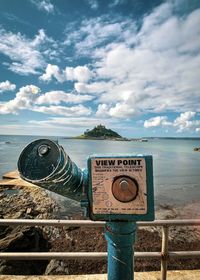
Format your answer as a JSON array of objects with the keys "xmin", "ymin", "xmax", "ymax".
[{"xmin": 0, "ymin": 219, "xmax": 200, "ymax": 280}]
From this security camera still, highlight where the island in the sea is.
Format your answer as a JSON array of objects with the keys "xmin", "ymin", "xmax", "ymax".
[{"xmin": 74, "ymin": 124, "xmax": 129, "ymax": 141}]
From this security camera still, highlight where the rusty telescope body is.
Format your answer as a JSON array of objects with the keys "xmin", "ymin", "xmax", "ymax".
[{"xmin": 18, "ymin": 139, "xmax": 86, "ymax": 202}]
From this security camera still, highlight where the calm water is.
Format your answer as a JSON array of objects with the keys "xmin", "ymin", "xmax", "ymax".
[{"xmin": 0, "ymin": 135, "xmax": 200, "ymax": 210}]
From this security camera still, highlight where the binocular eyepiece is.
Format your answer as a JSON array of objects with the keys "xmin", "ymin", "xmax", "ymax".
[{"xmin": 18, "ymin": 139, "xmax": 85, "ymax": 201}]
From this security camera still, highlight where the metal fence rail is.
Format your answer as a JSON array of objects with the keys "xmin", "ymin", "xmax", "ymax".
[{"xmin": 0, "ymin": 219, "xmax": 200, "ymax": 280}]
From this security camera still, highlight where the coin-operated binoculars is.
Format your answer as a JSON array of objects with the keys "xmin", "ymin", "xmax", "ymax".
[{"xmin": 18, "ymin": 139, "xmax": 154, "ymax": 280}]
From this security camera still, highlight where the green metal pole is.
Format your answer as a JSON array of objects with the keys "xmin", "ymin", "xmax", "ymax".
[{"xmin": 105, "ymin": 221, "xmax": 137, "ymax": 280}]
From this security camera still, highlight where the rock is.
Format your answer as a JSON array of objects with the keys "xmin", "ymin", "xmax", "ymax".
[
  {"xmin": 0, "ymin": 226, "xmax": 47, "ymax": 252},
  {"xmin": 26, "ymin": 207, "xmax": 40, "ymax": 216},
  {"xmin": 0, "ymin": 225, "xmax": 13, "ymax": 240},
  {"xmin": 45, "ymin": 260, "xmax": 69, "ymax": 275},
  {"xmin": 0, "ymin": 182, "xmax": 66, "ymax": 275},
  {"xmin": 0, "ymin": 185, "xmax": 60, "ymax": 220},
  {"xmin": 0, "ymin": 226, "xmax": 50, "ymax": 275},
  {"xmin": 0, "ymin": 182, "xmax": 68, "ymax": 275},
  {"xmin": 194, "ymin": 147, "xmax": 200, "ymax": 151}
]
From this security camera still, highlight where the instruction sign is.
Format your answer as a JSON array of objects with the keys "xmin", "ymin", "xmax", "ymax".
[{"xmin": 91, "ymin": 157, "xmax": 147, "ymax": 215}]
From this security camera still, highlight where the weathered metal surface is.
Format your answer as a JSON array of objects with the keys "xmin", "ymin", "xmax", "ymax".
[
  {"xmin": 105, "ymin": 222, "xmax": 137, "ymax": 280},
  {"xmin": 161, "ymin": 226, "xmax": 169, "ymax": 280},
  {"xmin": 17, "ymin": 139, "xmax": 84, "ymax": 201}
]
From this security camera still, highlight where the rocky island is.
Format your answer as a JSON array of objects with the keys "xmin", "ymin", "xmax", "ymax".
[{"xmin": 75, "ymin": 124, "xmax": 129, "ymax": 141}]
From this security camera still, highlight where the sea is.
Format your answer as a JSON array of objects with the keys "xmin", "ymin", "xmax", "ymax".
[{"xmin": 0, "ymin": 134, "xmax": 200, "ymax": 217}]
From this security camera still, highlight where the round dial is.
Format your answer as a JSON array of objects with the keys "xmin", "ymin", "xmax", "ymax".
[
  {"xmin": 38, "ymin": 144, "xmax": 50, "ymax": 156},
  {"xmin": 112, "ymin": 175, "xmax": 138, "ymax": 203}
]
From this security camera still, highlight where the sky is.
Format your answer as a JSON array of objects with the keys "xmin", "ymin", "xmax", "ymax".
[{"xmin": 0, "ymin": 0, "xmax": 200, "ymax": 137}]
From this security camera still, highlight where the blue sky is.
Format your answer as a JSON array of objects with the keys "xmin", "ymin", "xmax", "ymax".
[{"xmin": 0, "ymin": 0, "xmax": 200, "ymax": 137}]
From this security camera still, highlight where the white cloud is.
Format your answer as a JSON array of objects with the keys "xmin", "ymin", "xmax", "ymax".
[
  {"xmin": 64, "ymin": 16, "xmax": 136, "ymax": 55},
  {"xmin": 87, "ymin": 0, "xmax": 98, "ymax": 10},
  {"xmin": 109, "ymin": 103, "xmax": 138, "ymax": 119},
  {"xmin": 0, "ymin": 123, "xmax": 83, "ymax": 136},
  {"xmin": 36, "ymin": 90, "xmax": 94, "ymax": 105},
  {"xmin": 0, "ymin": 85, "xmax": 92, "ymax": 117},
  {"xmin": 29, "ymin": 116, "xmax": 116, "ymax": 127},
  {"xmin": 173, "ymin": 111, "xmax": 197, "ymax": 132},
  {"xmin": 40, "ymin": 64, "xmax": 92, "ymax": 83},
  {"xmin": 144, "ymin": 116, "xmax": 169, "ymax": 128},
  {"xmin": 39, "ymin": 64, "xmax": 64, "ymax": 82},
  {"xmin": 0, "ymin": 85, "xmax": 40, "ymax": 114},
  {"xmin": 30, "ymin": 0, "xmax": 55, "ymax": 14},
  {"xmin": 2, "ymin": 1, "xmax": 200, "ymax": 135},
  {"xmin": 74, "ymin": 81, "xmax": 112, "ymax": 94},
  {"xmin": 144, "ymin": 112, "xmax": 200, "ymax": 132},
  {"xmin": 0, "ymin": 28, "xmax": 59, "ymax": 75},
  {"xmin": 96, "ymin": 102, "xmax": 138, "ymax": 119},
  {"xmin": 139, "ymin": 4, "xmax": 200, "ymax": 53},
  {"xmin": 65, "ymin": 66, "xmax": 92, "ymax": 82},
  {"xmin": 65, "ymin": 3, "xmax": 200, "ymax": 119},
  {"xmin": 109, "ymin": 0, "xmax": 125, "ymax": 8},
  {"xmin": 96, "ymin": 104, "xmax": 109, "ymax": 117},
  {"xmin": 0, "ymin": 81, "xmax": 16, "ymax": 93},
  {"xmin": 32, "ymin": 104, "xmax": 91, "ymax": 117},
  {"xmin": 94, "ymin": 39, "xmax": 200, "ymax": 113}
]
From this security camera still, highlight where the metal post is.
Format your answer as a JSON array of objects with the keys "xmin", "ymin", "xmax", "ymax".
[
  {"xmin": 105, "ymin": 221, "xmax": 137, "ymax": 280},
  {"xmin": 161, "ymin": 225, "xmax": 169, "ymax": 280}
]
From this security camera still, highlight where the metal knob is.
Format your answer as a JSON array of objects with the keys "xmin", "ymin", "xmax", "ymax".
[
  {"xmin": 119, "ymin": 180, "xmax": 129, "ymax": 190},
  {"xmin": 112, "ymin": 176, "xmax": 138, "ymax": 203},
  {"xmin": 38, "ymin": 144, "xmax": 50, "ymax": 156}
]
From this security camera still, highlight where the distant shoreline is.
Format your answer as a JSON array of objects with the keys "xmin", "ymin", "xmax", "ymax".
[
  {"xmin": 66, "ymin": 136, "xmax": 130, "ymax": 141},
  {"xmin": 1, "ymin": 134, "xmax": 200, "ymax": 140},
  {"xmin": 63, "ymin": 136, "xmax": 200, "ymax": 142},
  {"xmin": 63, "ymin": 136, "xmax": 200, "ymax": 141},
  {"xmin": 64, "ymin": 136, "xmax": 148, "ymax": 142}
]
